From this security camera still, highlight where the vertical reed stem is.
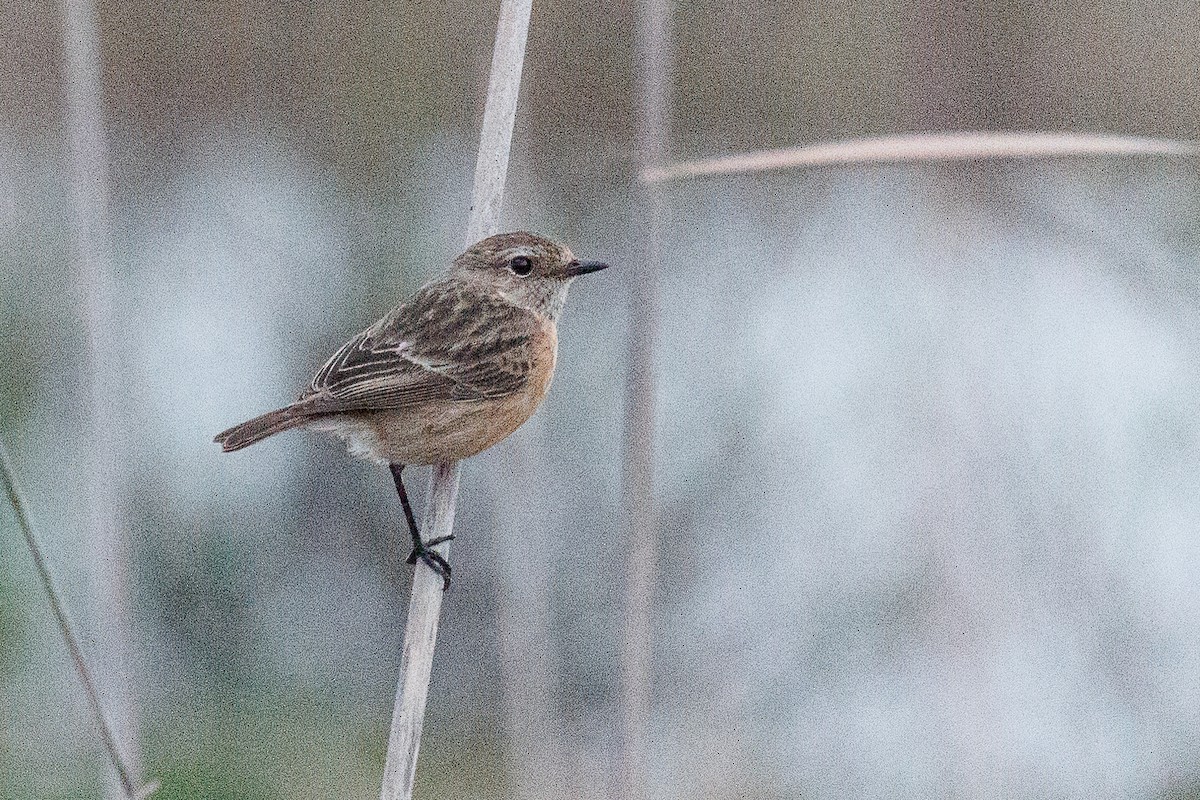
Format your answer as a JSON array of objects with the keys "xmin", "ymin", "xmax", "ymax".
[
  {"xmin": 61, "ymin": 0, "xmax": 142, "ymax": 794},
  {"xmin": 379, "ymin": 1, "xmax": 534, "ymax": 797},
  {"xmin": 620, "ymin": 1, "xmax": 670, "ymax": 798}
]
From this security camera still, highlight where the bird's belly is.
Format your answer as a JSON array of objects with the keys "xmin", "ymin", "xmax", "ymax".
[
  {"xmin": 377, "ymin": 389, "xmax": 547, "ymax": 464},
  {"xmin": 312, "ymin": 383, "xmax": 551, "ymax": 466}
]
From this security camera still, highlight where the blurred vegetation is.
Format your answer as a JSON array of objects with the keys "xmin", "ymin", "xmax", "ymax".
[
  {"xmin": 0, "ymin": 569, "xmax": 27, "ymax": 680},
  {"xmin": 2, "ymin": 0, "xmax": 1199, "ymax": 798}
]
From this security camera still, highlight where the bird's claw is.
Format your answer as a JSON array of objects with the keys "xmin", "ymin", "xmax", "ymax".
[{"xmin": 406, "ymin": 534, "xmax": 455, "ymax": 590}]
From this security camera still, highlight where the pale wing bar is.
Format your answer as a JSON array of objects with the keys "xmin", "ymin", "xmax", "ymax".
[{"xmin": 298, "ymin": 283, "xmax": 537, "ymax": 413}]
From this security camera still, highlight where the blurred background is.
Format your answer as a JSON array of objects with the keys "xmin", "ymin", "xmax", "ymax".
[{"xmin": 2, "ymin": 0, "xmax": 1200, "ymax": 798}]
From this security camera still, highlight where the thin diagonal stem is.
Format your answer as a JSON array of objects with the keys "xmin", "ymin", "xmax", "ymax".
[
  {"xmin": 640, "ymin": 130, "xmax": 1200, "ymax": 184},
  {"xmin": 0, "ymin": 440, "xmax": 155, "ymax": 799}
]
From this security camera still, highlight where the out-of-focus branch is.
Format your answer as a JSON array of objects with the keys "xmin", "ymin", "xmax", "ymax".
[
  {"xmin": 640, "ymin": 130, "xmax": 1200, "ymax": 184},
  {"xmin": 0, "ymin": 442, "xmax": 159, "ymax": 800},
  {"xmin": 620, "ymin": 1, "xmax": 671, "ymax": 799},
  {"xmin": 61, "ymin": 0, "xmax": 143, "ymax": 796},
  {"xmin": 378, "ymin": 1, "xmax": 533, "ymax": 798}
]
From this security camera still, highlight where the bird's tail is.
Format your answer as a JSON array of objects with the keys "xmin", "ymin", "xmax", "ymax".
[{"xmin": 214, "ymin": 405, "xmax": 314, "ymax": 452}]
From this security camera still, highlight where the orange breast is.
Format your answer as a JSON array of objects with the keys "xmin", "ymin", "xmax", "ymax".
[
  {"xmin": 358, "ymin": 318, "xmax": 560, "ymax": 465},
  {"xmin": 474, "ymin": 318, "xmax": 557, "ymax": 448},
  {"xmin": 524, "ymin": 317, "xmax": 558, "ymax": 408}
]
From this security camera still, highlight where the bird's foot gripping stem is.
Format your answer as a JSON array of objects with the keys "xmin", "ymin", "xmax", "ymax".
[
  {"xmin": 391, "ymin": 463, "xmax": 456, "ymax": 591},
  {"xmin": 406, "ymin": 534, "xmax": 455, "ymax": 591}
]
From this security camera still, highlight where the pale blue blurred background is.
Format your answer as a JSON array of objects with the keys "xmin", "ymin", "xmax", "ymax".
[{"xmin": 2, "ymin": 1, "xmax": 1200, "ymax": 798}]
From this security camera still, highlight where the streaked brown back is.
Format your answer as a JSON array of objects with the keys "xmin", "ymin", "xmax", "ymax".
[{"xmin": 297, "ymin": 278, "xmax": 541, "ymax": 415}]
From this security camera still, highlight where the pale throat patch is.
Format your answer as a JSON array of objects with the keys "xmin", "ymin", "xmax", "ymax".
[
  {"xmin": 536, "ymin": 279, "xmax": 570, "ymax": 320},
  {"xmin": 503, "ymin": 277, "xmax": 570, "ymax": 321}
]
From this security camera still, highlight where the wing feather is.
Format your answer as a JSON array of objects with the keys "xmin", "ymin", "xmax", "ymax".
[{"xmin": 297, "ymin": 279, "xmax": 536, "ymax": 413}]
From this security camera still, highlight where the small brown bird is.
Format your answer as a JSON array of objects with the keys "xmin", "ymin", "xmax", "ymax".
[{"xmin": 214, "ymin": 231, "xmax": 608, "ymax": 587}]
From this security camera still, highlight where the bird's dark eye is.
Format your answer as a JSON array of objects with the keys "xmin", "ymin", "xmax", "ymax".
[{"xmin": 509, "ymin": 256, "xmax": 533, "ymax": 276}]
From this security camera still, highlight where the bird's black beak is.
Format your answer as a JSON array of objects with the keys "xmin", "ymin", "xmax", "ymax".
[{"xmin": 561, "ymin": 259, "xmax": 610, "ymax": 278}]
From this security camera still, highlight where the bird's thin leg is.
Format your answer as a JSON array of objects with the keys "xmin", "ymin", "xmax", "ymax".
[{"xmin": 389, "ymin": 463, "xmax": 454, "ymax": 590}]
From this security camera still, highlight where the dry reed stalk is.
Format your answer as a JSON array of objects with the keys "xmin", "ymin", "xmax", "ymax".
[
  {"xmin": 620, "ymin": 1, "xmax": 671, "ymax": 799},
  {"xmin": 378, "ymin": 1, "xmax": 534, "ymax": 797},
  {"xmin": 618, "ymin": 19, "xmax": 1198, "ymax": 800},
  {"xmin": 1, "ymin": 442, "xmax": 158, "ymax": 799},
  {"xmin": 61, "ymin": 0, "xmax": 143, "ymax": 795},
  {"xmin": 640, "ymin": 130, "xmax": 1200, "ymax": 184}
]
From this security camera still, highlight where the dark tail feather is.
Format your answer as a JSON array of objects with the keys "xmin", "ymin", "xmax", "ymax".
[{"xmin": 214, "ymin": 405, "xmax": 313, "ymax": 452}]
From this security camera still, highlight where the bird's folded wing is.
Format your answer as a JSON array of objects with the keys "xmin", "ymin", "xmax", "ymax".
[{"xmin": 297, "ymin": 282, "xmax": 536, "ymax": 414}]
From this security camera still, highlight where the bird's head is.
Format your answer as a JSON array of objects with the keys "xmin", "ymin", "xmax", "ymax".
[{"xmin": 451, "ymin": 231, "xmax": 609, "ymax": 321}]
